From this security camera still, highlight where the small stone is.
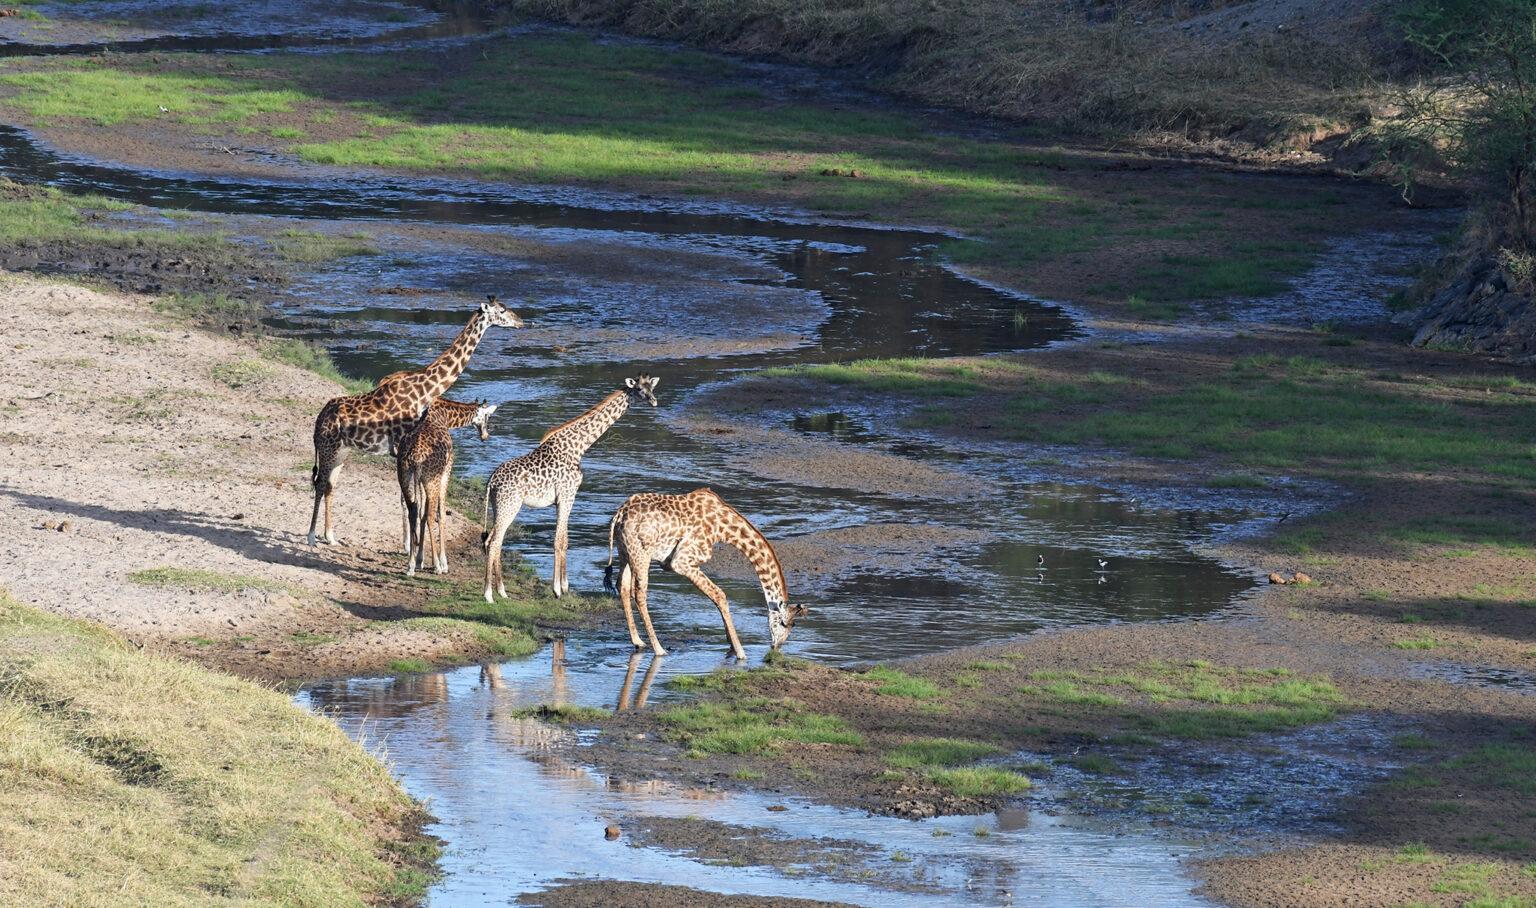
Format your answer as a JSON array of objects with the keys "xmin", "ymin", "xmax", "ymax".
[
  {"xmin": 1267, "ymin": 572, "xmax": 1289, "ymax": 585},
  {"xmin": 1292, "ymin": 572, "xmax": 1313, "ymax": 585},
  {"xmin": 231, "ymin": 513, "xmax": 244, "ymax": 520},
  {"xmin": 39, "ymin": 520, "xmax": 58, "ymax": 531},
  {"xmin": 604, "ymin": 824, "xmax": 621, "ymax": 840},
  {"xmin": 56, "ymin": 520, "xmax": 71, "ymax": 533},
  {"xmin": 766, "ymin": 805, "xmax": 788, "ymax": 812}
]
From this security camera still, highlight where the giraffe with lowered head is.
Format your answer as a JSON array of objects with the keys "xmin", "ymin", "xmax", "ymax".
[
  {"xmin": 307, "ymin": 295, "xmax": 523, "ymax": 546},
  {"xmin": 482, "ymin": 373, "xmax": 659, "ymax": 602},
  {"xmin": 398, "ymin": 398, "xmax": 498, "ymax": 576},
  {"xmin": 604, "ymin": 487, "xmax": 808, "ymax": 660}
]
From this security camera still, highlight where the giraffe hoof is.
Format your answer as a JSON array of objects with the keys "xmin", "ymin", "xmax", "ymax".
[{"xmin": 306, "ymin": 533, "xmax": 317, "ymax": 547}]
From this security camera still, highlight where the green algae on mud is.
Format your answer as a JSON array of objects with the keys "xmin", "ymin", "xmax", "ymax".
[
  {"xmin": 0, "ymin": 591, "xmax": 437, "ymax": 907},
  {"xmin": 0, "ymin": 34, "xmax": 1414, "ymax": 306}
]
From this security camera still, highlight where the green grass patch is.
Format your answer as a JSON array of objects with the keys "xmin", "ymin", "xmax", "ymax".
[
  {"xmin": 387, "ymin": 658, "xmax": 433, "ymax": 674},
  {"xmin": 659, "ymin": 698, "xmax": 862, "ymax": 754},
  {"xmin": 0, "ymin": 67, "xmax": 305, "ymax": 126},
  {"xmin": 865, "ymin": 666, "xmax": 943, "ymax": 699},
  {"xmin": 1001, "ymin": 356, "xmax": 1536, "ymax": 479},
  {"xmin": 1017, "ymin": 660, "xmax": 1345, "ymax": 740},
  {"xmin": 927, "ymin": 766, "xmax": 1032, "ymax": 797},
  {"xmin": 210, "ymin": 358, "xmax": 272, "ymax": 389},
  {"xmin": 127, "ymin": 566, "xmax": 288, "ymax": 594},
  {"xmin": 511, "ymin": 703, "xmax": 610, "ymax": 724},
  {"xmin": 260, "ymin": 337, "xmax": 373, "ymax": 394},
  {"xmin": 1446, "ymin": 744, "xmax": 1536, "ymax": 796},
  {"xmin": 1392, "ymin": 637, "xmax": 1440, "ymax": 650},
  {"xmin": 270, "ymin": 228, "xmax": 379, "ymax": 263},
  {"xmin": 0, "ymin": 590, "xmax": 432, "ymax": 905},
  {"xmin": 1068, "ymin": 753, "xmax": 1122, "ymax": 775},
  {"xmin": 885, "ymin": 738, "xmax": 1000, "ymax": 769},
  {"xmin": 151, "ymin": 291, "xmax": 261, "ymax": 327},
  {"xmin": 762, "ymin": 358, "xmax": 988, "ymax": 397}
]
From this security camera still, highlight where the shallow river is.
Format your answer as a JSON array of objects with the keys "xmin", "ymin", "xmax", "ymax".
[{"xmin": 0, "ymin": 2, "xmax": 1439, "ymax": 903}]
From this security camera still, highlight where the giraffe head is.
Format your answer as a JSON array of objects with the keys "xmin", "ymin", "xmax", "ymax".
[
  {"xmin": 472, "ymin": 401, "xmax": 498, "ymax": 441},
  {"xmin": 768, "ymin": 602, "xmax": 809, "ymax": 649},
  {"xmin": 623, "ymin": 373, "xmax": 661, "ymax": 408},
  {"xmin": 482, "ymin": 295, "xmax": 525, "ymax": 329}
]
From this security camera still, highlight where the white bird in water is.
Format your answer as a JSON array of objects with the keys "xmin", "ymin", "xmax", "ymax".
[
  {"xmin": 1037, "ymin": 554, "xmax": 1045, "ymax": 567},
  {"xmin": 1097, "ymin": 558, "xmax": 1109, "ymax": 569},
  {"xmin": 1036, "ymin": 572, "xmax": 1045, "ymax": 582}
]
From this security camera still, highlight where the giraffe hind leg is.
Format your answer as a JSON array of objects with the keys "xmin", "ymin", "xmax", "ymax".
[
  {"xmin": 618, "ymin": 562, "xmax": 644, "ymax": 650},
  {"xmin": 633, "ymin": 569, "xmax": 666, "ymax": 657}
]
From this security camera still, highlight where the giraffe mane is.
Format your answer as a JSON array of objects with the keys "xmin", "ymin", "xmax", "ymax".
[{"xmin": 539, "ymin": 390, "xmax": 624, "ymax": 443}]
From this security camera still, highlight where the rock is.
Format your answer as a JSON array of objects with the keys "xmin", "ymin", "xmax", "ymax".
[
  {"xmin": 1292, "ymin": 572, "xmax": 1313, "ymax": 585},
  {"xmin": 604, "ymin": 824, "xmax": 621, "ymax": 840},
  {"xmin": 38, "ymin": 520, "xmax": 58, "ymax": 531},
  {"xmin": 765, "ymin": 805, "xmax": 788, "ymax": 812},
  {"xmin": 1410, "ymin": 255, "xmax": 1536, "ymax": 362},
  {"xmin": 56, "ymin": 520, "xmax": 71, "ymax": 533},
  {"xmin": 1267, "ymin": 572, "xmax": 1290, "ymax": 585},
  {"xmin": 893, "ymin": 799, "xmax": 937, "ymax": 819}
]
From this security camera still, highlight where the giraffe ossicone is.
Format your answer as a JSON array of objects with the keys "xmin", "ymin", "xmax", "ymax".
[
  {"xmin": 604, "ymin": 487, "xmax": 808, "ymax": 660},
  {"xmin": 481, "ymin": 372, "xmax": 660, "ymax": 602}
]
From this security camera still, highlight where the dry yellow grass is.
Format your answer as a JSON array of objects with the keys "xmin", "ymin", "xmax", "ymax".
[{"xmin": 0, "ymin": 591, "xmax": 432, "ymax": 907}]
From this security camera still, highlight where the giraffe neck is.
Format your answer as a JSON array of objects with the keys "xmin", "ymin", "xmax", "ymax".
[
  {"xmin": 546, "ymin": 390, "xmax": 629, "ymax": 457},
  {"xmin": 713, "ymin": 504, "xmax": 788, "ymax": 606},
  {"xmin": 419, "ymin": 310, "xmax": 489, "ymax": 396},
  {"xmin": 426, "ymin": 398, "xmax": 480, "ymax": 430}
]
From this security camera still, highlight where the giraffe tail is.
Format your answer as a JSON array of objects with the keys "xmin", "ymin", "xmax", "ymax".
[
  {"xmin": 603, "ymin": 508, "xmax": 622, "ymax": 595},
  {"xmin": 480, "ymin": 482, "xmax": 492, "ymax": 549}
]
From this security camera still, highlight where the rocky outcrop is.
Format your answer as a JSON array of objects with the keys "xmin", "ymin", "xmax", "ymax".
[{"xmin": 1405, "ymin": 256, "xmax": 1536, "ymax": 362}]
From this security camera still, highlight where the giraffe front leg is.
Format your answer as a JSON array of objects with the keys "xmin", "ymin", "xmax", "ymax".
[
  {"xmin": 552, "ymin": 491, "xmax": 575, "ymax": 598},
  {"xmin": 676, "ymin": 563, "xmax": 746, "ymax": 661},
  {"xmin": 434, "ymin": 473, "xmax": 450, "ymax": 573}
]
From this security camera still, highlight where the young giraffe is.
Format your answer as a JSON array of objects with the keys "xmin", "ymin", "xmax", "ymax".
[
  {"xmin": 481, "ymin": 373, "xmax": 659, "ymax": 602},
  {"xmin": 307, "ymin": 295, "xmax": 523, "ymax": 547},
  {"xmin": 603, "ymin": 488, "xmax": 808, "ymax": 660},
  {"xmin": 398, "ymin": 398, "xmax": 498, "ymax": 576}
]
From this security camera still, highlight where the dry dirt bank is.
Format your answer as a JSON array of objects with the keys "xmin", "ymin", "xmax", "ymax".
[{"xmin": 0, "ymin": 271, "xmax": 568, "ymax": 683}]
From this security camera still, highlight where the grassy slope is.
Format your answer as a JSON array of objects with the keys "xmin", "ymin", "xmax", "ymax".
[
  {"xmin": 0, "ymin": 37, "xmax": 1404, "ymax": 306},
  {"xmin": 0, "ymin": 591, "xmax": 434, "ymax": 907},
  {"xmin": 500, "ymin": 0, "xmax": 1385, "ymax": 146}
]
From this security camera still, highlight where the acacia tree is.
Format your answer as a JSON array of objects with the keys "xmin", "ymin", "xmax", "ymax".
[{"xmin": 1381, "ymin": 0, "xmax": 1536, "ymax": 251}]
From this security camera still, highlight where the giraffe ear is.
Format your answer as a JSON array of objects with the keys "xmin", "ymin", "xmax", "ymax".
[
  {"xmin": 647, "ymin": 376, "xmax": 661, "ymax": 391},
  {"xmin": 625, "ymin": 377, "xmax": 637, "ymax": 389}
]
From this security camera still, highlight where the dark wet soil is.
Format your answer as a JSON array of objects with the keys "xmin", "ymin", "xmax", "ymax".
[
  {"xmin": 518, "ymin": 881, "xmax": 855, "ymax": 908},
  {"xmin": 623, "ymin": 816, "xmax": 944, "ymax": 895}
]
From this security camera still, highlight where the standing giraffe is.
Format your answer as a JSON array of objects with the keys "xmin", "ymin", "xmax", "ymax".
[
  {"xmin": 481, "ymin": 373, "xmax": 659, "ymax": 602},
  {"xmin": 399, "ymin": 398, "xmax": 498, "ymax": 576},
  {"xmin": 307, "ymin": 295, "xmax": 523, "ymax": 547},
  {"xmin": 603, "ymin": 488, "xmax": 808, "ymax": 660}
]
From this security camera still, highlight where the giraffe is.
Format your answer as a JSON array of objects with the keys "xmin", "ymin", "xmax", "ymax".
[
  {"xmin": 481, "ymin": 373, "xmax": 659, "ymax": 602},
  {"xmin": 307, "ymin": 295, "xmax": 523, "ymax": 547},
  {"xmin": 603, "ymin": 487, "xmax": 808, "ymax": 661},
  {"xmin": 399, "ymin": 398, "xmax": 498, "ymax": 576}
]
